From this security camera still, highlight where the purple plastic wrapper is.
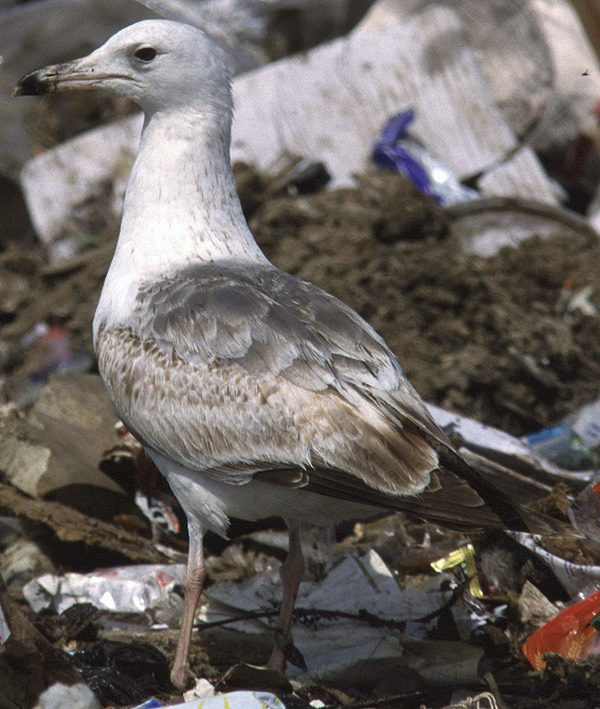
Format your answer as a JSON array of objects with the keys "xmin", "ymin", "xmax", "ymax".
[{"xmin": 372, "ymin": 111, "xmax": 479, "ymax": 205}]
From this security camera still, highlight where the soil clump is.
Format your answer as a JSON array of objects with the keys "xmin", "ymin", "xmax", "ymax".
[
  {"xmin": 3, "ymin": 169, "xmax": 600, "ymax": 440},
  {"xmin": 248, "ymin": 170, "xmax": 600, "ymax": 436}
]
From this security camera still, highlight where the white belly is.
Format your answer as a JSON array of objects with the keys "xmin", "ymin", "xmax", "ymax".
[{"xmin": 148, "ymin": 449, "xmax": 377, "ymax": 537}]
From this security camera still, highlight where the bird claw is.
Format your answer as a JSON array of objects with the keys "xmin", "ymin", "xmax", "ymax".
[
  {"xmin": 273, "ymin": 628, "xmax": 307, "ymax": 671},
  {"xmin": 170, "ymin": 662, "xmax": 196, "ymax": 691}
]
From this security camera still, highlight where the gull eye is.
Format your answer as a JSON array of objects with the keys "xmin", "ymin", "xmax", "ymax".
[{"xmin": 134, "ymin": 46, "xmax": 158, "ymax": 62}]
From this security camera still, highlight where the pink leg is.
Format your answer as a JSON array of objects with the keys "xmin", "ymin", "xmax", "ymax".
[
  {"xmin": 266, "ymin": 523, "xmax": 305, "ymax": 672},
  {"xmin": 171, "ymin": 524, "xmax": 205, "ymax": 690}
]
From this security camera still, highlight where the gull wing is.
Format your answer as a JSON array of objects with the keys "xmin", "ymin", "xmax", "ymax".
[{"xmin": 102, "ymin": 262, "xmax": 522, "ymax": 528}]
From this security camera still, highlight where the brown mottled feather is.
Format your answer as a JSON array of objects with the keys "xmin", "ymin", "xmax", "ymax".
[{"xmin": 96, "ymin": 262, "xmax": 529, "ymax": 530}]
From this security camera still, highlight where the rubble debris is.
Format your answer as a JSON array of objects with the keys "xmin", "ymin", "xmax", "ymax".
[
  {"xmin": 524, "ymin": 421, "xmax": 597, "ymax": 472},
  {"xmin": 509, "ymin": 532, "xmax": 600, "ymax": 601},
  {"xmin": 569, "ymin": 397, "xmax": 600, "ymax": 451},
  {"xmin": 0, "ymin": 373, "xmax": 133, "ymax": 518},
  {"xmin": 182, "ymin": 677, "xmax": 214, "ymax": 702},
  {"xmin": 217, "ymin": 664, "xmax": 292, "ymax": 694},
  {"xmin": 0, "ymin": 575, "xmax": 83, "ymax": 708},
  {"xmin": 0, "ymin": 245, "xmax": 112, "ymax": 388},
  {"xmin": 568, "ymin": 474, "xmax": 600, "ymax": 557},
  {"xmin": 366, "ymin": 1, "xmax": 600, "ymax": 203},
  {"xmin": 196, "ymin": 547, "xmax": 491, "ymax": 688},
  {"xmin": 134, "ymin": 490, "xmax": 181, "ymax": 541},
  {"xmin": 430, "ymin": 542, "xmax": 486, "ymax": 600},
  {"xmin": 439, "ymin": 692, "xmax": 501, "ymax": 709},
  {"xmin": 14, "ymin": 322, "xmax": 93, "ymax": 406},
  {"xmin": 35, "ymin": 602, "xmax": 102, "ymax": 646},
  {"xmin": 199, "ymin": 4, "xmax": 553, "ymax": 196},
  {"xmin": 0, "ymin": 482, "xmax": 168, "ymax": 565}
]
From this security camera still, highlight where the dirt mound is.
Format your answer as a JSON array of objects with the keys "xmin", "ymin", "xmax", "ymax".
[
  {"xmin": 249, "ymin": 170, "xmax": 600, "ymax": 436},
  {"xmin": 3, "ymin": 168, "xmax": 600, "ymax": 438}
]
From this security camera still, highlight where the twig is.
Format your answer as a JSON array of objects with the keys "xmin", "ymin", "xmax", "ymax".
[
  {"xmin": 194, "ymin": 581, "xmax": 466, "ymax": 633},
  {"xmin": 194, "ymin": 606, "xmax": 408, "ymax": 632}
]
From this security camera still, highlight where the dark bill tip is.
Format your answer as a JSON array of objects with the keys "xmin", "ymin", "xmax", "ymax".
[{"xmin": 13, "ymin": 69, "xmax": 50, "ymax": 97}]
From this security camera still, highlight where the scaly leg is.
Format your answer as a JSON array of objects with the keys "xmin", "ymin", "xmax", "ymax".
[
  {"xmin": 171, "ymin": 521, "xmax": 205, "ymax": 690},
  {"xmin": 266, "ymin": 522, "xmax": 305, "ymax": 672}
]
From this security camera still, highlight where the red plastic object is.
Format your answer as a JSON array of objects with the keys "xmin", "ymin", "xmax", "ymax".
[{"xmin": 522, "ymin": 588, "xmax": 600, "ymax": 669}]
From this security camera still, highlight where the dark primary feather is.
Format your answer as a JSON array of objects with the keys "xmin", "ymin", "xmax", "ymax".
[{"xmin": 122, "ymin": 261, "xmax": 532, "ymax": 529}]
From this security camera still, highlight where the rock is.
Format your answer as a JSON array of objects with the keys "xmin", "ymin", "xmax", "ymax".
[{"xmin": 0, "ymin": 373, "xmax": 130, "ymax": 520}]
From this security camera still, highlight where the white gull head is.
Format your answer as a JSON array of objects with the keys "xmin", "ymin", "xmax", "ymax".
[
  {"xmin": 17, "ymin": 20, "xmax": 267, "ymax": 336},
  {"xmin": 89, "ymin": 20, "xmax": 233, "ymax": 118},
  {"xmin": 17, "ymin": 20, "xmax": 233, "ymax": 118}
]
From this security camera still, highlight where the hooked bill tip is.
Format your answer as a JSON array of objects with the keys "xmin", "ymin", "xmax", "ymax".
[{"xmin": 13, "ymin": 70, "xmax": 49, "ymax": 97}]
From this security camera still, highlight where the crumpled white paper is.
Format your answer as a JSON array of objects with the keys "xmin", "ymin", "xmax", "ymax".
[
  {"xmin": 509, "ymin": 532, "xmax": 600, "ymax": 600},
  {"xmin": 23, "ymin": 563, "xmax": 185, "ymax": 617},
  {"xmin": 199, "ymin": 548, "xmax": 482, "ymax": 684}
]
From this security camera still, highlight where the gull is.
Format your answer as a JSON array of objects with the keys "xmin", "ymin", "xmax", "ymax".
[{"xmin": 16, "ymin": 20, "xmax": 538, "ymax": 689}]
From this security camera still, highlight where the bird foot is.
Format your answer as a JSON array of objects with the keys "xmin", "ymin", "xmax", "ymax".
[
  {"xmin": 266, "ymin": 629, "xmax": 307, "ymax": 672},
  {"xmin": 170, "ymin": 661, "xmax": 196, "ymax": 691}
]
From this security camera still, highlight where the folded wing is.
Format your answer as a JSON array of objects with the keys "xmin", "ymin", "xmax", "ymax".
[{"xmin": 99, "ymin": 262, "xmax": 528, "ymax": 529}]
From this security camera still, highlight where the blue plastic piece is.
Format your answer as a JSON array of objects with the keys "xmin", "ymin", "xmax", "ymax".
[
  {"xmin": 372, "ymin": 111, "xmax": 435, "ymax": 198},
  {"xmin": 372, "ymin": 110, "xmax": 479, "ymax": 205}
]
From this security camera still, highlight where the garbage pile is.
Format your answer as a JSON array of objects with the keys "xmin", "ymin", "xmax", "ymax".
[{"xmin": 3, "ymin": 1, "xmax": 600, "ymax": 708}]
